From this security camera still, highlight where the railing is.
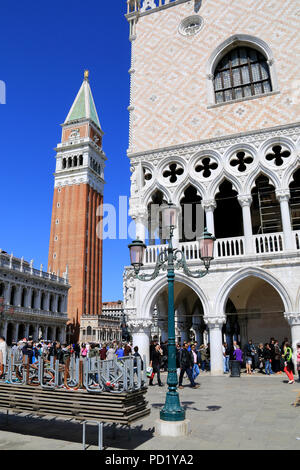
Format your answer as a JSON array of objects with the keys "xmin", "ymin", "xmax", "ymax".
[
  {"xmin": 253, "ymin": 233, "xmax": 284, "ymax": 254},
  {"xmin": 3, "ymin": 304, "xmax": 67, "ymax": 319},
  {"xmin": 215, "ymin": 237, "xmax": 245, "ymax": 258},
  {"xmin": 128, "ymin": 0, "xmax": 179, "ymax": 14},
  {"xmin": 145, "ymin": 244, "xmax": 168, "ymax": 264},
  {"xmin": 0, "ymin": 255, "xmax": 68, "ymax": 285},
  {"xmin": 143, "ymin": 230, "xmax": 300, "ymax": 265},
  {"xmin": 0, "ymin": 352, "xmax": 146, "ymax": 394}
]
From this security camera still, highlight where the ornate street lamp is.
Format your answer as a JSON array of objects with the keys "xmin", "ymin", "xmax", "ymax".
[{"xmin": 128, "ymin": 202, "xmax": 215, "ymax": 423}]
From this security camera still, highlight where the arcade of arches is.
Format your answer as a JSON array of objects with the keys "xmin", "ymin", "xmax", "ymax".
[
  {"xmin": 134, "ymin": 276, "xmax": 298, "ymax": 376},
  {"xmin": 146, "ymin": 168, "xmax": 300, "ymax": 245}
]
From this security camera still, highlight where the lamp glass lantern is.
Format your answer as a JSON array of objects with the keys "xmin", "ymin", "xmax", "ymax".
[
  {"xmin": 128, "ymin": 239, "xmax": 146, "ymax": 271},
  {"xmin": 161, "ymin": 203, "xmax": 179, "ymax": 233},
  {"xmin": 199, "ymin": 228, "xmax": 215, "ymax": 269}
]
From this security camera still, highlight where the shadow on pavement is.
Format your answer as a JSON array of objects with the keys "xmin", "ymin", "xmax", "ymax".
[
  {"xmin": 151, "ymin": 402, "xmax": 222, "ymax": 412},
  {"xmin": 0, "ymin": 411, "xmax": 154, "ymax": 450}
]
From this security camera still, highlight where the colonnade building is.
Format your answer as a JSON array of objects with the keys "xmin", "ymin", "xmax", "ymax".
[
  {"xmin": 124, "ymin": 0, "xmax": 300, "ymax": 374},
  {"xmin": 0, "ymin": 250, "xmax": 69, "ymax": 344}
]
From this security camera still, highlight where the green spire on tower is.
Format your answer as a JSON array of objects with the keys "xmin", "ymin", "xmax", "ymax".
[{"xmin": 64, "ymin": 70, "xmax": 102, "ymax": 129}]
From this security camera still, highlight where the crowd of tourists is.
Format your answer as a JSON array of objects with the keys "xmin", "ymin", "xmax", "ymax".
[
  {"xmin": 148, "ymin": 338, "xmax": 300, "ymax": 387},
  {"xmin": 0, "ymin": 336, "xmax": 142, "ymax": 378},
  {"xmin": 0, "ymin": 335, "xmax": 300, "ymax": 387},
  {"xmin": 223, "ymin": 338, "xmax": 298, "ymax": 383}
]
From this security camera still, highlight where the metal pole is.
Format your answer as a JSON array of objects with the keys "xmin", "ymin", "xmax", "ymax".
[{"xmin": 160, "ymin": 229, "xmax": 185, "ymax": 422}]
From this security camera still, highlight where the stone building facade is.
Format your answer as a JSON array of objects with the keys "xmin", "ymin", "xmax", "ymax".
[
  {"xmin": 79, "ymin": 302, "xmax": 125, "ymax": 344},
  {"xmin": 0, "ymin": 250, "xmax": 69, "ymax": 344},
  {"xmin": 124, "ymin": 0, "xmax": 300, "ymax": 374}
]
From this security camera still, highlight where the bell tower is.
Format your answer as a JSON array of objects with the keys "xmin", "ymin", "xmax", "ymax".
[{"xmin": 48, "ymin": 71, "xmax": 105, "ymax": 332}]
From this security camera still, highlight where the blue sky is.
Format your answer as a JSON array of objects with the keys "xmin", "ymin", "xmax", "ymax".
[{"xmin": 0, "ymin": 0, "xmax": 132, "ymax": 301}]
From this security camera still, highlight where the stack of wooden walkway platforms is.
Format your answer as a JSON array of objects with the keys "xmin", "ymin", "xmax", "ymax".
[{"xmin": 0, "ymin": 383, "xmax": 150, "ymax": 425}]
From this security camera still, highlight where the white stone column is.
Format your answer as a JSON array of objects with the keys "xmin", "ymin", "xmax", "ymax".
[
  {"xmin": 2, "ymin": 320, "xmax": 8, "ymax": 340},
  {"xmin": 35, "ymin": 291, "xmax": 41, "ymax": 310},
  {"xmin": 276, "ymin": 190, "xmax": 295, "ymax": 251},
  {"xmin": 128, "ymin": 319, "xmax": 152, "ymax": 366},
  {"xmin": 15, "ymin": 286, "xmax": 22, "ymax": 307},
  {"xmin": 238, "ymin": 195, "xmax": 254, "ymax": 254},
  {"xmin": 34, "ymin": 324, "xmax": 39, "ymax": 341},
  {"xmin": 202, "ymin": 200, "xmax": 216, "ymax": 236},
  {"xmin": 24, "ymin": 324, "xmax": 30, "ymax": 340},
  {"xmin": 26, "ymin": 288, "xmax": 33, "ymax": 308},
  {"xmin": 204, "ymin": 315, "xmax": 226, "ymax": 376},
  {"xmin": 44, "ymin": 293, "xmax": 50, "ymax": 312},
  {"xmin": 12, "ymin": 323, "xmax": 18, "ymax": 342},
  {"xmin": 4, "ymin": 284, "xmax": 11, "ymax": 305},
  {"xmin": 284, "ymin": 312, "xmax": 300, "ymax": 366}
]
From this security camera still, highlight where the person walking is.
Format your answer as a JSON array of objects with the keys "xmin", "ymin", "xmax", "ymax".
[
  {"xmin": 191, "ymin": 344, "xmax": 200, "ymax": 380},
  {"xmin": 178, "ymin": 343, "xmax": 200, "ymax": 389},
  {"xmin": 273, "ymin": 340, "xmax": 281, "ymax": 374},
  {"xmin": 81, "ymin": 343, "xmax": 88, "ymax": 359},
  {"xmin": 282, "ymin": 343, "xmax": 295, "ymax": 384},
  {"xmin": 149, "ymin": 344, "xmax": 163, "ymax": 387},
  {"xmin": 106, "ymin": 344, "xmax": 116, "ymax": 361},
  {"xmin": 100, "ymin": 343, "xmax": 107, "ymax": 360},
  {"xmin": 297, "ymin": 344, "xmax": 300, "ymax": 383},
  {"xmin": 199, "ymin": 344, "xmax": 208, "ymax": 372},
  {"xmin": 263, "ymin": 343, "xmax": 274, "ymax": 375},
  {"xmin": 0, "ymin": 336, "xmax": 7, "ymax": 378},
  {"xmin": 222, "ymin": 342, "xmax": 230, "ymax": 374},
  {"xmin": 257, "ymin": 343, "xmax": 265, "ymax": 373},
  {"xmin": 116, "ymin": 343, "xmax": 125, "ymax": 359}
]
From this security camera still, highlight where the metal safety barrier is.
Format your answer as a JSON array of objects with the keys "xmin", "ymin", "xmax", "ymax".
[{"xmin": 0, "ymin": 352, "xmax": 147, "ymax": 394}]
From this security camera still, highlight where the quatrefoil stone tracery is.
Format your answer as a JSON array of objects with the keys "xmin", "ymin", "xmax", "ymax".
[
  {"xmin": 195, "ymin": 157, "xmax": 218, "ymax": 178},
  {"xmin": 265, "ymin": 145, "xmax": 291, "ymax": 166},
  {"xmin": 230, "ymin": 151, "xmax": 254, "ymax": 172},
  {"xmin": 163, "ymin": 163, "xmax": 184, "ymax": 183},
  {"xmin": 143, "ymin": 167, "xmax": 152, "ymax": 182}
]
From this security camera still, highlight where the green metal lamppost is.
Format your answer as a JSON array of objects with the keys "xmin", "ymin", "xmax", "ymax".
[{"xmin": 128, "ymin": 203, "xmax": 215, "ymax": 423}]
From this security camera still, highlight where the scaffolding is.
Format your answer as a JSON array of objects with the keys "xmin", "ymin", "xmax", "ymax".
[
  {"xmin": 257, "ymin": 183, "xmax": 300, "ymax": 234},
  {"xmin": 290, "ymin": 187, "xmax": 300, "ymax": 231}
]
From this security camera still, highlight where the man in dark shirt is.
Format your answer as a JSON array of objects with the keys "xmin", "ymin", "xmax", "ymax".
[
  {"xmin": 149, "ymin": 344, "xmax": 163, "ymax": 386},
  {"xmin": 178, "ymin": 343, "xmax": 200, "ymax": 389}
]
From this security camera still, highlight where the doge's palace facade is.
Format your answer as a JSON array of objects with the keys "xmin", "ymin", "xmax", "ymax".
[{"xmin": 124, "ymin": 0, "xmax": 300, "ymax": 373}]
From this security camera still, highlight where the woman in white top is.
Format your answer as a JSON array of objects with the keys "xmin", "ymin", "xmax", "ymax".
[{"xmin": 0, "ymin": 336, "xmax": 7, "ymax": 377}]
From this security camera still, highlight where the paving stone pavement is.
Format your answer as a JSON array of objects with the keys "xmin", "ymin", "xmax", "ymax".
[{"xmin": 0, "ymin": 372, "xmax": 299, "ymax": 450}]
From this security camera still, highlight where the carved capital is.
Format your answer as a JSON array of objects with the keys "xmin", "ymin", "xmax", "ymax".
[
  {"xmin": 204, "ymin": 315, "xmax": 226, "ymax": 329},
  {"xmin": 238, "ymin": 194, "xmax": 252, "ymax": 207},
  {"xmin": 127, "ymin": 319, "xmax": 153, "ymax": 333},
  {"xmin": 284, "ymin": 312, "xmax": 300, "ymax": 327},
  {"xmin": 202, "ymin": 199, "xmax": 217, "ymax": 211},
  {"xmin": 276, "ymin": 189, "xmax": 290, "ymax": 202}
]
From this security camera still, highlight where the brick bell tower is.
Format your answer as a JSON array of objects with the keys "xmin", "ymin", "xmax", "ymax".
[{"xmin": 48, "ymin": 71, "xmax": 105, "ymax": 337}]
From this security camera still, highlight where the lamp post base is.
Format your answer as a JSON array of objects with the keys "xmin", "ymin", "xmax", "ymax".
[
  {"xmin": 160, "ymin": 390, "xmax": 185, "ymax": 422},
  {"xmin": 155, "ymin": 419, "xmax": 191, "ymax": 437}
]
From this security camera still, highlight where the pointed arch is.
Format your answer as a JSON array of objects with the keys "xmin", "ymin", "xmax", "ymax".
[
  {"xmin": 208, "ymin": 172, "xmax": 242, "ymax": 200},
  {"xmin": 245, "ymin": 167, "xmax": 280, "ymax": 194},
  {"xmin": 173, "ymin": 177, "xmax": 205, "ymax": 206},
  {"xmin": 143, "ymin": 183, "xmax": 171, "ymax": 207}
]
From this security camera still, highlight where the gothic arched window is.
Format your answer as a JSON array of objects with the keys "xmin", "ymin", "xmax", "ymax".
[{"xmin": 214, "ymin": 46, "xmax": 272, "ymax": 104}]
